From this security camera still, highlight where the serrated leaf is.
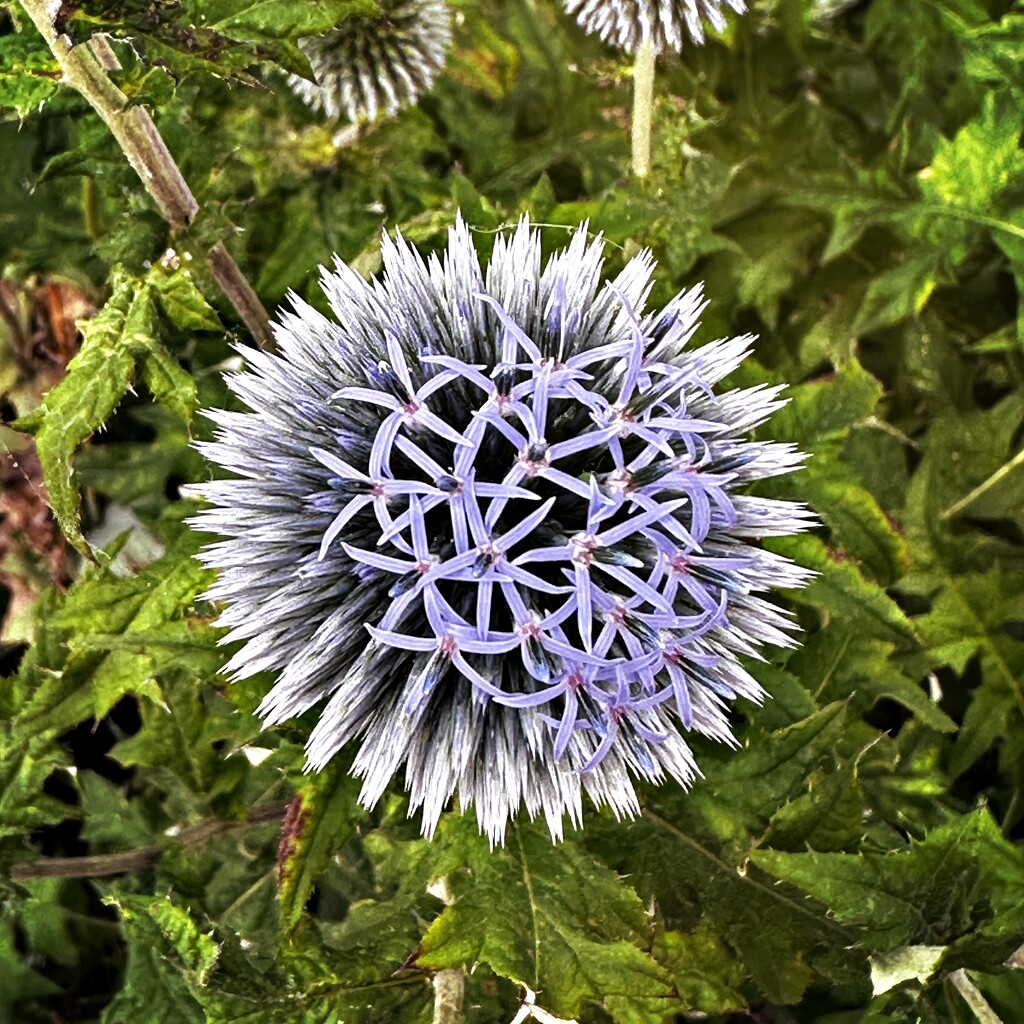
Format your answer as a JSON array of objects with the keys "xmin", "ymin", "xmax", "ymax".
[
  {"xmin": 107, "ymin": 893, "xmax": 432, "ymax": 1023},
  {"xmin": 767, "ymin": 359, "xmax": 883, "ymax": 449},
  {"xmin": 916, "ymin": 569, "xmax": 1024, "ymax": 777},
  {"xmin": 788, "ymin": 629, "xmax": 956, "ymax": 734},
  {"xmin": 149, "ymin": 259, "xmax": 222, "ymax": 332},
  {"xmin": 582, "ymin": 704, "xmax": 869, "ymax": 1006},
  {"xmin": 770, "ymin": 534, "xmax": 918, "ymax": 642},
  {"xmin": 762, "ymin": 755, "xmax": 866, "ymax": 853},
  {"xmin": 852, "ymin": 252, "xmax": 944, "ymax": 335},
  {"xmin": 418, "ymin": 817, "xmax": 674, "ymax": 1022},
  {"xmin": 652, "ymin": 925, "xmax": 747, "ymax": 1014},
  {"xmin": 10, "ymin": 269, "xmax": 197, "ymax": 555},
  {"xmin": 0, "ymin": 25, "xmax": 62, "ymax": 120},
  {"xmin": 11, "ymin": 532, "xmax": 214, "ymax": 745},
  {"xmin": 277, "ymin": 760, "xmax": 365, "ymax": 933},
  {"xmin": 799, "ymin": 470, "xmax": 909, "ymax": 584},
  {"xmin": 923, "ymin": 93, "xmax": 1024, "ymax": 215},
  {"xmin": 752, "ymin": 810, "xmax": 1024, "ymax": 954},
  {"xmin": 60, "ymin": 0, "xmax": 379, "ymax": 82}
]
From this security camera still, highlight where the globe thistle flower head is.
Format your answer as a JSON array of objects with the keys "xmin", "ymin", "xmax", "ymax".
[
  {"xmin": 289, "ymin": 0, "xmax": 451, "ymax": 123},
  {"xmin": 564, "ymin": 0, "xmax": 747, "ymax": 53},
  {"xmin": 191, "ymin": 215, "xmax": 814, "ymax": 846}
]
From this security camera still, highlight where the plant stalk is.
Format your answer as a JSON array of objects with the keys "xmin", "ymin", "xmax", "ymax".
[
  {"xmin": 432, "ymin": 969, "xmax": 465, "ymax": 1024},
  {"xmin": 17, "ymin": 1, "xmax": 275, "ymax": 351},
  {"xmin": 631, "ymin": 38, "xmax": 658, "ymax": 178},
  {"xmin": 10, "ymin": 803, "xmax": 288, "ymax": 881}
]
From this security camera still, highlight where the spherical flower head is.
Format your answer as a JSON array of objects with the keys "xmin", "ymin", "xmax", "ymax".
[
  {"xmin": 191, "ymin": 215, "xmax": 814, "ymax": 846},
  {"xmin": 564, "ymin": 0, "xmax": 746, "ymax": 53},
  {"xmin": 288, "ymin": 0, "xmax": 451, "ymax": 123}
]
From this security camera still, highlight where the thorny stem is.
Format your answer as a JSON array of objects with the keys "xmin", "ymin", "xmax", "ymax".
[
  {"xmin": 630, "ymin": 38, "xmax": 657, "ymax": 178},
  {"xmin": 17, "ymin": 1, "xmax": 276, "ymax": 352},
  {"xmin": 10, "ymin": 803, "xmax": 288, "ymax": 881}
]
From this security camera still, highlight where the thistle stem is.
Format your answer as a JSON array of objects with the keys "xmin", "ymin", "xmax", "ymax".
[
  {"xmin": 949, "ymin": 969, "xmax": 1004, "ymax": 1024},
  {"xmin": 631, "ymin": 38, "xmax": 658, "ymax": 178},
  {"xmin": 10, "ymin": 803, "xmax": 288, "ymax": 880},
  {"xmin": 17, "ymin": 1, "xmax": 275, "ymax": 352},
  {"xmin": 431, "ymin": 969, "xmax": 465, "ymax": 1024}
]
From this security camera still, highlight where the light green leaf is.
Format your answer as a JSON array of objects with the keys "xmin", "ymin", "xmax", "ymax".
[
  {"xmin": 869, "ymin": 945, "xmax": 946, "ymax": 996},
  {"xmin": 0, "ymin": 25, "xmax": 62, "ymax": 120},
  {"xmin": 12, "ymin": 532, "xmax": 214, "ymax": 743},
  {"xmin": 923, "ymin": 93, "xmax": 1024, "ymax": 215}
]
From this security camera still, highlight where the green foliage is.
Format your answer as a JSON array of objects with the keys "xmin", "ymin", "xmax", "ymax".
[
  {"xmin": 418, "ymin": 817, "xmax": 674, "ymax": 1021},
  {"xmin": 2, "ymin": 0, "xmax": 1023, "ymax": 1022},
  {"xmin": 0, "ymin": 17, "xmax": 60, "ymax": 118},
  {"xmin": 10, "ymin": 262, "xmax": 209, "ymax": 555},
  {"xmin": 56, "ymin": 0, "xmax": 380, "ymax": 81}
]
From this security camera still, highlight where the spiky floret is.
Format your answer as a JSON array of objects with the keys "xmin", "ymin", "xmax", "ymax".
[
  {"xmin": 564, "ymin": 0, "xmax": 746, "ymax": 53},
  {"xmin": 191, "ymin": 215, "xmax": 813, "ymax": 845},
  {"xmin": 288, "ymin": 0, "xmax": 451, "ymax": 123}
]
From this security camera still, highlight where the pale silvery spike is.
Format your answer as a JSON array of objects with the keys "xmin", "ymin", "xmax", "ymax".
[
  {"xmin": 190, "ymin": 215, "xmax": 814, "ymax": 846},
  {"xmin": 288, "ymin": 0, "xmax": 451, "ymax": 123},
  {"xmin": 564, "ymin": 0, "xmax": 747, "ymax": 53}
]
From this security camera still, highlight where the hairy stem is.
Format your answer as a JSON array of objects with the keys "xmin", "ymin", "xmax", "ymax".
[
  {"xmin": 10, "ymin": 803, "xmax": 288, "ymax": 881},
  {"xmin": 432, "ymin": 970, "xmax": 465, "ymax": 1024},
  {"xmin": 631, "ymin": 38, "xmax": 658, "ymax": 178},
  {"xmin": 18, "ymin": 1, "xmax": 275, "ymax": 351}
]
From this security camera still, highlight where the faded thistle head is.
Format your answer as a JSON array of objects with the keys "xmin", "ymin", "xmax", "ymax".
[
  {"xmin": 564, "ymin": 0, "xmax": 746, "ymax": 53},
  {"xmin": 192, "ymin": 215, "xmax": 814, "ymax": 845},
  {"xmin": 289, "ymin": 0, "xmax": 451, "ymax": 123}
]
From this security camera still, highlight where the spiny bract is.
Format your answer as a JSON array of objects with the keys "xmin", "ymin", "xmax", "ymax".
[
  {"xmin": 564, "ymin": 0, "xmax": 746, "ymax": 53},
  {"xmin": 191, "ymin": 215, "xmax": 814, "ymax": 845},
  {"xmin": 288, "ymin": 0, "xmax": 451, "ymax": 123}
]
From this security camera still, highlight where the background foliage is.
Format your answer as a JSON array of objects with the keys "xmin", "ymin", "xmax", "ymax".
[{"xmin": 2, "ymin": 1, "xmax": 1023, "ymax": 1021}]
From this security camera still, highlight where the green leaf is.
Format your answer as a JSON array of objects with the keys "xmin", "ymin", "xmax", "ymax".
[
  {"xmin": 149, "ymin": 258, "xmax": 223, "ymax": 332},
  {"xmin": 60, "ymin": 0, "xmax": 380, "ymax": 82},
  {"xmin": 10, "ymin": 269, "xmax": 197, "ymax": 555},
  {"xmin": 418, "ymin": 817, "xmax": 674, "ymax": 1022},
  {"xmin": 10, "ymin": 531, "xmax": 214, "ymax": 745},
  {"xmin": 788, "ymin": 629, "xmax": 956, "ymax": 735},
  {"xmin": 107, "ymin": 893, "xmax": 431, "ymax": 1023},
  {"xmin": 770, "ymin": 534, "xmax": 918, "ymax": 643},
  {"xmin": 0, "ymin": 24, "xmax": 62, "ymax": 120},
  {"xmin": 651, "ymin": 925, "xmax": 747, "ymax": 1014},
  {"xmin": 923, "ymin": 93, "xmax": 1024, "ymax": 216},
  {"xmin": 101, "ymin": 895, "xmax": 213, "ymax": 1024},
  {"xmin": 767, "ymin": 359, "xmax": 884, "ymax": 450},
  {"xmin": 852, "ymin": 252, "xmax": 944, "ymax": 336},
  {"xmin": 752, "ymin": 810, "xmax": 1024, "ymax": 955},
  {"xmin": 276, "ymin": 760, "xmax": 365, "ymax": 934}
]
